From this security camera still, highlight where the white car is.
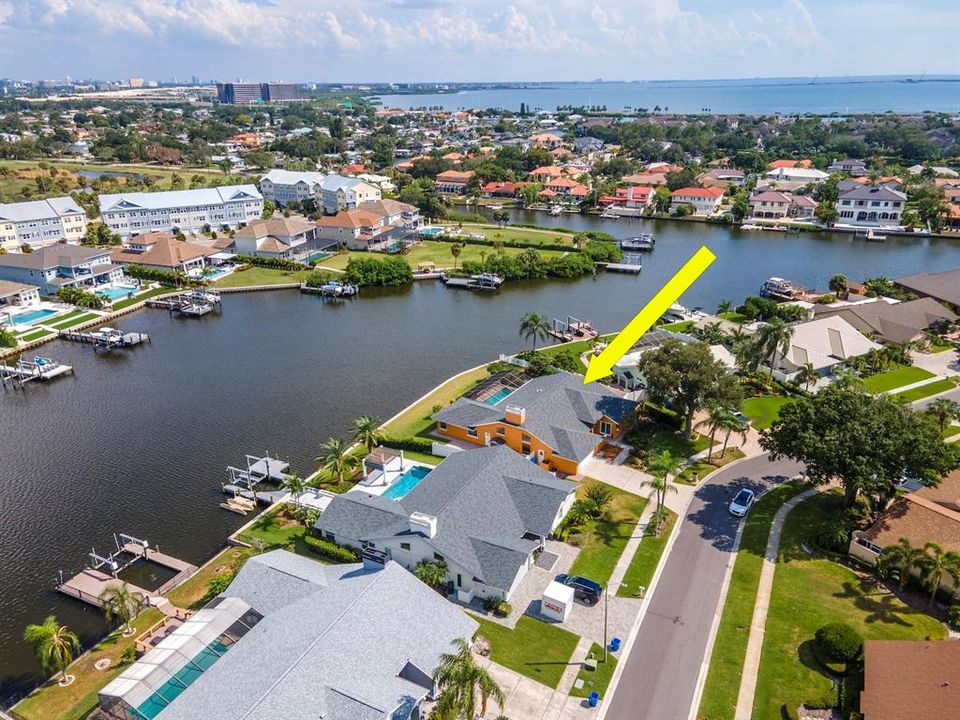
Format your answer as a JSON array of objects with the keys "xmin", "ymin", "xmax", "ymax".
[{"xmin": 729, "ymin": 488, "xmax": 756, "ymax": 517}]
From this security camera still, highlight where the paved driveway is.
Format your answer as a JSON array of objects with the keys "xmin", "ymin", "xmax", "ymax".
[{"xmin": 603, "ymin": 453, "xmax": 804, "ymax": 720}]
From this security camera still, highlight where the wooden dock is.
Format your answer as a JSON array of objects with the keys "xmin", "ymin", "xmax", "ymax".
[
  {"xmin": 299, "ymin": 281, "xmax": 358, "ymax": 298},
  {"xmin": 146, "ymin": 289, "xmax": 221, "ymax": 317},
  {"xmin": 0, "ymin": 357, "xmax": 73, "ymax": 387},
  {"xmin": 442, "ymin": 273, "xmax": 504, "ymax": 291},
  {"xmin": 547, "ymin": 316, "xmax": 598, "ymax": 342},
  {"xmin": 59, "ymin": 328, "xmax": 150, "ymax": 350},
  {"xmin": 604, "ymin": 253, "xmax": 643, "ymax": 274}
]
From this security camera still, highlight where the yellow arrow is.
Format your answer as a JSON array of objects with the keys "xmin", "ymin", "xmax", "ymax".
[{"xmin": 583, "ymin": 245, "xmax": 716, "ymax": 384}]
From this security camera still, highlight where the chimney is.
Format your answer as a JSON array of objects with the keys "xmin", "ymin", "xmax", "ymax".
[
  {"xmin": 409, "ymin": 511, "xmax": 438, "ymax": 538},
  {"xmin": 504, "ymin": 405, "xmax": 526, "ymax": 426},
  {"xmin": 361, "ymin": 546, "xmax": 389, "ymax": 572}
]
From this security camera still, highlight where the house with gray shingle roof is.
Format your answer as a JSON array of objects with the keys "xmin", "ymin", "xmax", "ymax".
[
  {"xmin": 98, "ymin": 550, "xmax": 477, "ymax": 720},
  {"xmin": 432, "ymin": 371, "xmax": 638, "ymax": 475},
  {"xmin": 315, "ymin": 446, "xmax": 577, "ymax": 602}
]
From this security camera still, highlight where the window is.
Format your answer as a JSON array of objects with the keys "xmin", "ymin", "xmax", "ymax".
[
  {"xmin": 325, "ymin": 532, "xmax": 335, "ymax": 542},
  {"xmin": 496, "ymin": 427, "xmax": 505, "ymax": 436},
  {"xmin": 599, "ymin": 421, "xmax": 612, "ymax": 436},
  {"xmin": 467, "ymin": 427, "xmax": 477, "ymax": 438},
  {"xmin": 400, "ymin": 542, "xmax": 411, "ymax": 551},
  {"xmin": 433, "ymin": 553, "xmax": 445, "ymax": 563}
]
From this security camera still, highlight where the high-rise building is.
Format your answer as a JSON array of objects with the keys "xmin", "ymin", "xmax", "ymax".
[
  {"xmin": 260, "ymin": 83, "xmax": 299, "ymax": 102},
  {"xmin": 216, "ymin": 82, "xmax": 299, "ymax": 104}
]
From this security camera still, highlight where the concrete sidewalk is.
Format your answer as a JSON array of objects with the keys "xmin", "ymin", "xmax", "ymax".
[{"xmin": 733, "ymin": 488, "xmax": 818, "ymax": 720}]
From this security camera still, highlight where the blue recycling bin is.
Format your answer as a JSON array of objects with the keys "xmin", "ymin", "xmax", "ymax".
[
  {"xmin": 610, "ymin": 636, "xmax": 622, "ymax": 652},
  {"xmin": 588, "ymin": 691, "xmax": 600, "ymax": 707}
]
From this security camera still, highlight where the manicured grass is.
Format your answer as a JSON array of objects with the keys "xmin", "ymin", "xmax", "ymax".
[
  {"xmin": 568, "ymin": 481, "xmax": 647, "ymax": 585},
  {"xmin": 927, "ymin": 339, "xmax": 955, "ymax": 353},
  {"xmin": 751, "ymin": 491, "xmax": 947, "ymax": 719},
  {"xmin": 235, "ymin": 507, "xmax": 314, "ymax": 556},
  {"xmin": 570, "ymin": 642, "xmax": 618, "ymax": 698},
  {"xmin": 14, "ymin": 607, "xmax": 165, "ymax": 720},
  {"xmin": 393, "ymin": 449, "xmax": 443, "ymax": 465},
  {"xmin": 659, "ymin": 320, "xmax": 696, "ymax": 333},
  {"xmin": 718, "ymin": 311, "xmax": 749, "ymax": 324},
  {"xmin": 450, "ymin": 222, "xmax": 579, "ymax": 247},
  {"xmin": 676, "ymin": 448, "xmax": 746, "ymax": 485},
  {"xmin": 111, "ymin": 285, "xmax": 175, "ymax": 310},
  {"xmin": 617, "ymin": 508, "xmax": 677, "ymax": 597},
  {"xmin": 891, "ymin": 377, "xmax": 956, "ymax": 403},
  {"xmin": 317, "ymin": 240, "xmax": 566, "ymax": 272},
  {"xmin": 165, "ymin": 545, "xmax": 253, "ymax": 611},
  {"xmin": 650, "ymin": 428, "xmax": 711, "ymax": 458},
  {"xmin": 860, "ymin": 365, "xmax": 935, "ymax": 393},
  {"xmin": 741, "ymin": 395, "xmax": 798, "ymax": 430},
  {"xmin": 214, "ymin": 266, "xmax": 311, "ymax": 288},
  {"xmin": 48, "ymin": 312, "xmax": 99, "ymax": 330},
  {"xmin": 17, "ymin": 329, "xmax": 54, "ymax": 342},
  {"xmin": 534, "ymin": 333, "xmax": 615, "ymax": 373},
  {"xmin": 697, "ymin": 482, "xmax": 808, "ymax": 720},
  {"xmin": 381, "ymin": 364, "xmax": 491, "ymax": 438},
  {"xmin": 473, "ymin": 615, "xmax": 580, "ymax": 689}
]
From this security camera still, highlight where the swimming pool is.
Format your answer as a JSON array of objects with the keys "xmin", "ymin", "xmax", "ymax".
[
  {"xmin": 419, "ymin": 226, "xmax": 444, "ymax": 237},
  {"xmin": 304, "ymin": 252, "xmax": 331, "ymax": 264},
  {"xmin": 485, "ymin": 387, "xmax": 514, "ymax": 405},
  {"xmin": 11, "ymin": 308, "xmax": 58, "ymax": 325},
  {"xmin": 382, "ymin": 465, "xmax": 431, "ymax": 500},
  {"xmin": 135, "ymin": 640, "xmax": 229, "ymax": 719},
  {"xmin": 96, "ymin": 285, "xmax": 139, "ymax": 301},
  {"xmin": 203, "ymin": 266, "xmax": 231, "ymax": 280}
]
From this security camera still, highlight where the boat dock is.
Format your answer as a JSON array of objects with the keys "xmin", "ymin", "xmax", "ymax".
[
  {"xmin": 221, "ymin": 453, "xmax": 292, "ymax": 508},
  {"xmin": 0, "ymin": 357, "xmax": 73, "ymax": 387},
  {"xmin": 620, "ymin": 234, "xmax": 655, "ymax": 251},
  {"xmin": 442, "ymin": 273, "xmax": 504, "ymax": 291},
  {"xmin": 605, "ymin": 253, "xmax": 644, "ymax": 274},
  {"xmin": 547, "ymin": 316, "xmax": 598, "ymax": 342},
  {"xmin": 146, "ymin": 289, "xmax": 221, "ymax": 317},
  {"xmin": 299, "ymin": 281, "xmax": 359, "ymax": 298},
  {"xmin": 59, "ymin": 327, "xmax": 150, "ymax": 351}
]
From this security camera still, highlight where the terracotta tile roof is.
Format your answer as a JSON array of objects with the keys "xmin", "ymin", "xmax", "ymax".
[
  {"xmin": 111, "ymin": 234, "xmax": 215, "ymax": 268},
  {"xmin": 671, "ymin": 187, "xmax": 724, "ymax": 199},
  {"xmin": 861, "ymin": 640, "xmax": 959, "ymax": 720},
  {"xmin": 316, "ymin": 209, "xmax": 382, "ymax": 229},
  {"xmin": 768, "ymin": 159, "xmax": 813, "ymax": 169},
  {"xmin": 435, "ymin": 170, "xmax": 474, "ymax": 183},
  {"xmin": 234, "ymin": 215, "xmax": 314, "ymax": 240},
  {"xmin": 622, "ymin": 172, "xmax": 668, "ymax": 186},
  {"xmin": 858, "ymin": 472, "xmax": 960, "ymax": 553}
]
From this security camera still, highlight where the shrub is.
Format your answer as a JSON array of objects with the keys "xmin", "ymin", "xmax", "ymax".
[
  {"xmin": 120, "ymin": 645, "xmax": 137, "ymax": 663},
  {"xmin": 814, "ymin": 622, "xmax": 863, "ymax": 665},
  {"xmin": 206, "ymin": 571, "xmax": 232, "ymax": 598},
  {"xmin": 0, "ymin": 328, "xmax": 17, "ymax": 348},
  {"xmin": 493, "ymin": 601, "xmax": 512, "ymax": 617},
  {"xmin": 342, "ymin": 255, "xmax": 413, "ymax": 286},
  {"xmin": 233, "ymin": 254, "xmax": 306, "ymax": 271},
  {"xmin": 304, "ymin": 534, "xmax": 361, "ymax": 563},
  {"xmin": 481, "ymin": 596, "xmax": 499, "ymax": 612},
  {"xmin": 56, "ymin": 286, "xmax": 105, "ymax": 309},
  {"xmin": 304, "ymin": 270, "xmax": 335, "ymax": 287},
  {"xmin": 379, "ymin": 435, "xmax": 433, "ymax": 453},
  {"xmin": 948, "ymin": 603, "xmax": 960, "ymax": 631},
  {"xmin": 125, "ymin": 263, "xmax": 200, "ymax": 287}
]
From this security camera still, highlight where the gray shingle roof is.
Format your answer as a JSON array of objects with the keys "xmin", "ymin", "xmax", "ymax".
[
  {"xmin": 837, "ymin": 186, "xmax": 906, "ymax": 202},
  {"xmin": 813, "ymin": 297, "xmax": 957, "ymax": 344},
  {"xmin": 894, "ymin": 268, "xmax": 960, "ymax": 308},
  {"xmin": 156, "ymin": 551, "xmax": 477, "ymax": 720}
]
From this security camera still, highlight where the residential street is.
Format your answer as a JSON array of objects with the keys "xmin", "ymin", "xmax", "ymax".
[{"xmin": 603, "ymin": 453, "xmax": 803, "ymax": 720}]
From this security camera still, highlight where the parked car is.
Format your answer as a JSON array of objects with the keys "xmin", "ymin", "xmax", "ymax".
[
  {"xmin": 555, "ymin": 573, "xmax": 603, "ymax": 605},
  {"xmin": 728, "ymin": 488, "xmax": 756, "ymax": 517},
  {"xmin": 731, "ymin": 410, "xmax": 753, "ymax": 427}
]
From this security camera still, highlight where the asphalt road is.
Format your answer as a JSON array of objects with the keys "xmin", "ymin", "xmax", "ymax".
[
  {"xmin": 604, "ymin": 453, "xmax": 804, "ymax": 720},
  {"xmin": 913, "ymin": 385, "xmax": 960, "ymax": 410}
]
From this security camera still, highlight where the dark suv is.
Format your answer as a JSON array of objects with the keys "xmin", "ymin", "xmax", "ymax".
[{"xmin": 555, "ymin": 573, "xmax": 603, "ymax": 605}]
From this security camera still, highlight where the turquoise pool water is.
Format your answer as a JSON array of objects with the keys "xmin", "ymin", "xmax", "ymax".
[
  {"xmin": 383, "ymin": 465, "xmax": 431, "ymax": 500},
  {"xmin": 96, "ymin": 285, "xmax": 139, "ymax": 301},
  {"xmin": 203, "ymin": 266, "xmax": 231, "ymax": 280},
  {"xmin": 419, "ymin": 226, "xmax": 444, "ymax": 237},
  {"xmin": 11, "ymin": 308, "xmax": 58, "ymax": 325},
  {"xmin": 485, "ymin": 387, "xmax": 513, "ymax": 405},
  {"xmin": 305, "ymin": 252, "xmax": 331, "ymax": 264},
  {"xmin": 136, "ymin": 640, "xmax": 229, "ymax": 719}
]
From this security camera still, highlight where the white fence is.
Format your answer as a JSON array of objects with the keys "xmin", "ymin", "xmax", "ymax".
[{"xmin": 431, "ymin": 441, "xmax": 464, "ymax": 458}]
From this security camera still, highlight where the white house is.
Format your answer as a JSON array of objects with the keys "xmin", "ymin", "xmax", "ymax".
[
  {"xmin": 319, "ymin": 175, "xmax": 381, "ymax": 215},
  {"xmin": 231, "ymin": 215, "xmax": 316, "ymax": 260},
  {"xmin": 258, "ymin": 169, "xmax": 326, "ymax": 206},
  {"xmin": 99, "ymin": 186, "xmax": 263, "ymax": 239},
  {"xmin": 0, "ymin": 197, "xmax": 89, "ymax": 252},
  {"xmin": 764, "ymin": 315, "xmax": 881, "ymax": 382},
  {"xmin": 835, "ymin": 186, "xmax": 908, "ymax": 228},
  {"xmin": 764, "ymin": 167, "xmax": 830, "ymax": 185},
  {"xmin": 670, "ymin": 187, "xmax": 724, "ymax": 216}
]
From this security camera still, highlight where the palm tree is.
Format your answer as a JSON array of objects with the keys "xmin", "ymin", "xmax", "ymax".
[
  {"xmin": 283, "ymin": 472, "xmax": 305, "ymax": 506},
  {"xmin": 519, "ymin": 311, "xmax": 549, "ymax": 351},
  {"xmin": 433, "ymin": 637, "xmax": 506, "ymax": 720},
  {"xmin": 23, "ymin": 616, "xmax": 80, "ymax": 683},
  {"xmin": 641, "ymin": 450, "xmax": 681, "ymax": 535},
  {"xmin": 696, "ymin": 405, "xmax": 729, "ymax": 460},
  {"xmin": 754, "ymin": 318, "xmax": 793, "ymax": 373},
  {"xmin": 450, "ymin": 242, "xmax": 463, "ymax": 268},
  {"xmin": 926, "ymin": 398, "xmax": 960, "ymax": 434},
  {"xmin": 795, "ymin": 362, "xmax": 819, "ymax": 391},
  {"xmin": 316, "ymin": 437, "xmax": 358, "ymax": 487},
  {"xmin": 100, "ymin": 584, "xmax": 146, "ymax": 637},
  {"xmin": 878, "ymin": 538, "xmax": 926, "ymax": 590},
  {"xmin": 715, "ymin": 411, "xmax": 748, "ymax": 457},
  {"xmin": 413, "ymin": 560, "xmax": 448, "ymax": 591},
  {"xmin": 916, "ymin": 542, "xmax": 960, "ymax": 607},
  {"xmin": 716, "ymin": 299, "xmax": 733, "ymax": 316},
  {"xmin": 352, "ymin": 415, "xmax": 383, "ymax": 452},
  {"xmin": 828, "ymin": 273, "xmax": 849, "ymax": 299}
]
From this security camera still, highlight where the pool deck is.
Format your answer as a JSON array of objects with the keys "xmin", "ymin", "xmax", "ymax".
[{"xmin": 350, "ymin": 460, "xmax": 435, "ymax": 498}]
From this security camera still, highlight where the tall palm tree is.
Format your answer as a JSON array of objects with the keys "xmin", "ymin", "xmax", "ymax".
[
  {"xmin": 878, "ymin": 538, "xmax": 926, "ymax": 590},
  {"xmin": 696, "ymin": 405, "xmax": 729, "ymax": 460},
  {"xmin": 352, "ymin": 415, "xmax": 383, "ymax": 452},
  {"xmin": 828, "ymin": 273, "xmax": 848, "ymax": 299},
  {"xmin": 283, "ymin": 472, "xmax": 305, "ymax": 507},
  {"xmin": 795, "ymin": 362, "xmax": 819, "ymax": 391},
  {"xmin": 916, "ymin": 542, "xmax": 960, "ymax": 607},
  {"xmin": 23, "ymin": 616, "xmax": 80, "ymax": 682},
  {"xmin": 519, "ymin": 312, "xmax": 549, "ymax": 351},
  {"xmin": 715, "ymin": 412, "xmax": 748, "ymax": 457},
  {"xmin": 433, "ymin": 638, "xmax": 506, "ymax": 720},
  {"xmin": 450, "ymin": 242, "xmax": 463, "ymax": 268},
  {"xmin": 926, "ymin": 398, "xmax": 960, "ymax": 434},
  {"xmin": 641, "ymin": 450, "xmax": 681, "ymax": 535},
  {"xmin": 316, "ymin": 437, "xmax": 358, "ymax": 487},
  {"xmin": 100, "ymin": 584, "xmax": 146, "ymax": 636},
  {"xmin": 754, "ymin": 318, "xmax": 793, "ymax": 373},
  {"xmin": 716, "ymin": 299, "xmax": 733, "ymax": 316}
]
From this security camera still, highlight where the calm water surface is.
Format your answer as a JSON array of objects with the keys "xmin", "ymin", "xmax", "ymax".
[{"xmin": 0, "ymin": 215, "xmax": 957, "ymax": 696}]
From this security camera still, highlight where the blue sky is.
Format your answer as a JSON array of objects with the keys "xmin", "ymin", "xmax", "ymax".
[{"xmin": 1, "ymin": 0, "xmax": 957, "ymax": 83}]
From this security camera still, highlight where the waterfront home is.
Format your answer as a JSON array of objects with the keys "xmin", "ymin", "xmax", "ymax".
[
  {"xmin": 432, "ymin": 371, "xmax": 638, "ymax": 475},
  {"xmin": 894, "ymin": 268, "xmax": 960, "ymax": 313},
  {"xmin": 528, "ymin": 165, "xmax": 567, "ymax": 182},
  {"xmin": 232, "ymin": 215, "xmax": 316, "ymax": 260},
  {"xmin": 0, "ymin": 245, "xmax": 125, "ymax": 296},
  {"xmin": 258, "ymin": 169, "xmax": 326, "ymax": 206},
  {"xmin": 315, "ymin": 446, "xmax": 577, "ymax": 602},
  {"xmin": 622, "ymin": 171, "xmax": 669, "ymax": 187},
  {"xmin": 316, "ymin": 200, "xmax": 419, "ymax": 251},
  {"xmin": 762, "ymin": 315, "xmax": 880, "ymax": 382},
  {"xmin": 763, "ymin": 166, "xmax": 830, "ymax": 187},
  {"xmin": 482, "ymin": 180, "xmax": 526, "ymax": 198},
  {"xmin": 111, "ymin": 232, "xmax": 217, "ymax": 274},
  {"xmin": 0, "ymin": 280, "xmax": 41, "ymax": 309},
  {"xmin": 612, "ymin": 327, "xmax": 738, "ymax": 391},
  {"xmin": 827, "ymin": 157, "xmax": 868, "ymax": 176},
  {"xmin": 835, "ymin": 186, "xmax": 907, "ymax": 227},
  {"xmin": 434, "ymin": 170, "xmax": 475, "ymax": 194},
  {"xmin": 670, "ymin": 187, "xmax": 725, "ymax": 216},
  {"xmin": 697, "ymin": 168, "xmax": 746, "ymax": 189},
  {"xmin": 748, "ymin": 190, "xmax": 817, "ymax": 220},
  {"xmin": 813, "ymin": 297, "xmax": 957, "ymax": 345},
  {"xmin": 860, "ymin": 640, "xmax": 959, "ymax": 720},
  {"xmin": 99, "ymin": 185, "xmax": 264, "ymax": 239},
  {"xmin": 0, "ymin": 197, "xmax": 88, "ymax": 252},
  {"xmin": 542, "ymin": 177, "xmax": 590, "ymax": 201},
  {"xmin": 598, "ymin": 185, "xmax": 654, "ymax": 210},
  {"xmin": 319, "ymin": 174, "xmax": 381, "ymax": 215},
  {"xmin": 97, "ymin": 550, "xmax": 477, "ymax": 720},
  {"xmin": 354, "ymin": 172, "xmax": 397, "ymax": 192}
]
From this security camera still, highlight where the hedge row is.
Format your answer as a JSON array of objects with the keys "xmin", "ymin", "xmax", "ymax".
[
  {"xmin": 304, "ymin": 535, "xmax": 361, "ymax": 563},
  {"xmin": 380, "ymin": 435, "xmax": 434, "ymax": 453},
  {"xmin": 233, "ymin": 254, "xmax": 307, "ymax": 271}
]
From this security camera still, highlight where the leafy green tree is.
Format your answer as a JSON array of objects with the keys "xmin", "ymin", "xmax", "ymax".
[
  {"xmin": 519, "ymin": 312, "xmax": 550, "ymax": 351},
  {"xmin": 261, "ymin": 199, "xmax": 276, "ymax": 219},
  {"xmin": 753, "ymin": 317, "xmax": 794, "ymax": 372},
  {"xmin": 24, "ymin": 616, "xmax": 80, "ymax": 681},
  {"xmin": 352, "ymin": 415, "xmax": 383, "ymax": 452},
  {"xmin": 433, "ymin": 637, "xmax": 506, "ymax": 720},
  {"xmin": 0, "ymin": 327, "xmax": 17, "ymax": 348},
  {"xmin": 316, "ymin": 437, "xmax": 358, "ymax": 487},
  {"xmin": 100, "ymin": 584, "xmax": 146, "ymax": 636},
  {"xmin": 717, "ymin": 299, "xmax": 733, "ymax": 315},
  {"xmin": 828, "ymin": 273, "xmax": 848, "ymax": 299},
  {"xmin": 730, "ymin": 191, "xmax": 750, "ymax": 222},
  {"xmin": 653, "ymin": 186, "xmax": 672, "ymax": 213},
  {"xmin": 761, "ymin": 383, "xmax": 960, "ymax": 509}
]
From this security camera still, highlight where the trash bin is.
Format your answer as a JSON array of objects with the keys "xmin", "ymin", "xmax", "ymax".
[
  {"xmin": 610, "ymin": 636, "xmax": 622, "ymax": 652},
  {"xmin": 588, "ymin": 691, "xmax": 600, "ymax": 707}
]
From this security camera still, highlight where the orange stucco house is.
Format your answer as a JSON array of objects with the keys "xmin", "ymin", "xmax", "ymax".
[{"xmin": 431, "ymin": 372, "xmax": 638, "ymax": 475}]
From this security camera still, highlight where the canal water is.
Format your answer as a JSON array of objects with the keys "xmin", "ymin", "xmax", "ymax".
[{"xmin": 0, "ymin": 215, "xmax": 957, "ymax": 695}]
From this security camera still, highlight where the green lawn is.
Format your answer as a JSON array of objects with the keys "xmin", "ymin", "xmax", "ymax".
[
  {"xmin": 861, "ymin": 365, "xmax": 935, "ymax": 393},
  {"xmin": 570, "ymin": 642, "xmax": 618, "ymax": 698},
  {"xmin": 165, "ymin": 546, "xmax": 253, "ymax": 611},
  {"xmin": 697, "ymin": 482, "xmax": 808, "ymax": 720},
  {"xmin": 650, "ymin": 428, "xmax": 711, "ymax": 458},
  {"xmin": 214, "ymin": 266, "xmax": 311, "ymax": 288},
  {"xmin": 718, "ymin": 312, "xmax": 749, "ymax": 324},
  {"xmin": 235, "ymin": 507, "xmax": 314, "ymax": 556},
  {"xmin": 380, "ymin": 364, "xmax": 491, "ymax": 438},
  {"xmin": 676, "ymin": 448, "xmax": 746, "ymax": 485},
  {"xmin": 17, "ymin": 329, "xmax": 54, "ymax": 342},
  {"xmin": 891, "ymin": 378, "xmax": 956, "ymax": 403},
  {"xmin": 111, "ymin": 285, "xmax": 176, "ymax": 310},
  {"xmin": 48, "ymin": 312, "xmax": 99, "ymax": 330},
  {"xmin": 317, "ymin": 240, "xmax": 565, "ymax": 273},
  {"xmin": 617, "ymin": 509, "xmax": 677, "ymax": 597},
  {"xmin": 659, "ymin": 320, "xmax": 696, "ymax": 333},
  {"xmin": 568, "ymin": 481, "xmax": 648, "ymax": 585},
  {"xmin": 451, "ymin": 222, "xmax": 579, "ymax": 247},
  {"xmin": 927, "ymin": 339, "xmax": 955, "ymax": 353},
  {"xmin": 392, "ymin": 449, "xmax": 443, "ymax": 465},
  {"xmin": 534, "ymin": 333, "xmax": 615, "ymax": 374},
  {"xmin": 473, "ymin": 615, "xmax": 580, "ymax": 689},
  {"xmin": 751, "ymin": 491, "xmax": 947, "ymax": 719},
  {"xmin": 741, "ymin": 396, "xmax": 798, "ymax": 430}
]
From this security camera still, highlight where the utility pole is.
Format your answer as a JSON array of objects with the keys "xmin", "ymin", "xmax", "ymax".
[{"xmin": 603, "ymin": 582, "xmax": 609, "ymax": 663}]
